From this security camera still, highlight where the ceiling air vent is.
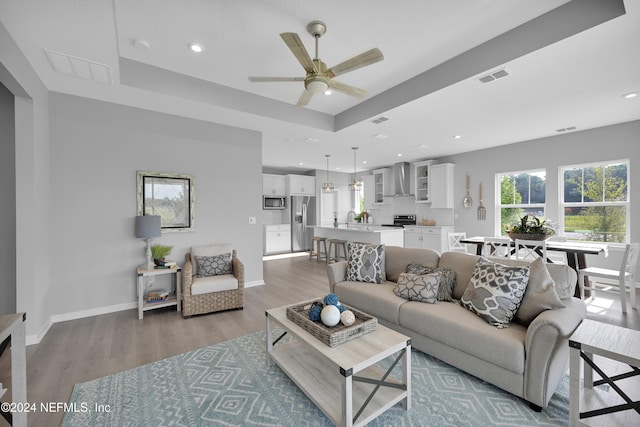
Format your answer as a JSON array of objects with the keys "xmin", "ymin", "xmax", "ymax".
[
  {"xmin": 478, "ymin": 68, "xmax": 510, "ymax": 84},
  {"xmin": 556, "ymin": 126, "xmax": 577, "ymax": 133},
  {"xmin": 44, "ymin": 49, "xmax": 112, "ymax": 84},
  {"xmin": 371, "ymin": 116, "xmax": 389, "ymax": 124}
]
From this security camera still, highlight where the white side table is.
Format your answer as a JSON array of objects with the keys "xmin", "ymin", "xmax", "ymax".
[
  {"xmin": 569, "ymin": 319, "xmax": 640, "ymax": 426},
  {"xmin": 137, "ymin": 266, "xmax": 182, "ymax": 320},
  {"xmin": 0, "ymin": 313, "xmax": 26, "ymax": 427}
]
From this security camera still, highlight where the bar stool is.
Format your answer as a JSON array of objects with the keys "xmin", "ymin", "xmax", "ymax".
[
  {"xmin": 328, "ymin": 239, "xmax": 348, "ymax": 262},
  {"xmin": 309, "ymin": 236, "xmax": 328, "ymax": 262}
]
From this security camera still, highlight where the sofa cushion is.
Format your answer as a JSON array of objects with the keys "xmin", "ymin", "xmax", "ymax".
[
  {"xmin": 438, "ymin": 252, "xmax": 481, "ymax": 299},
  {"xmin": 460, "ymin": 258, "xmax": 529, "ymax": 328},
  {"xmin": 191, "ymin": 274, "xmax": 238, "ymax": 295},
  {"xmin": 195, "ymin": 253, "xmax": 232, "ymax": 277},
  {"xmin": 406, "ymin": 264, "xmax": 456, "ymax": 301},
  {"xmin": 393, "ymin": 272, "xmax": 441, "ymax": 303},
  {"xmin": 398, "ymin": 301, "xmax": 526, "ymax": 374},
  {"xmin": 334, "ymin": 281, "xmax": 407, "ymax": 324},
  {"xmin": 191, "ymin": 243, "xmax": 233, "ymax": 274},
  {"xmin": 347, "ymin": 242, "xmax": 385, "ymax": 284},
  {"xmin": 385, "ymin": 246, "xmax": 439, "ymax": 283},
  {"xmin": 515, "ymin": 257, "xmax": 565, "ymax": 325}
]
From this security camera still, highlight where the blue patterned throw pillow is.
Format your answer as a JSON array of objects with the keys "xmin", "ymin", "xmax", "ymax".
[
  {"xmin": 195, "ymin": 253, "xmax": 233, "ymax": 277},
  {"xmin": 347, "ymin": 242, "xmax": 385, "ymax": 284},
  {"xmin": 460, "ymin": 258, "xmax": 529, "ymax": 328}
]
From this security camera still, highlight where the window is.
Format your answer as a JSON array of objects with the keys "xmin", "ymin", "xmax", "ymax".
[
  {"xmin": 560, "ymin": 160, "xmax": 629, "ymax": 243},
  {"xmin": 496, "ymin": 170, "xmax": 546, "ymax": 235}
]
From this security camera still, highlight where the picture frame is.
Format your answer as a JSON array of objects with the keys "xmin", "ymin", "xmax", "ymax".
[{"xmin": 136, "ymin": 170, "xmax": 195, "ymax": 232}]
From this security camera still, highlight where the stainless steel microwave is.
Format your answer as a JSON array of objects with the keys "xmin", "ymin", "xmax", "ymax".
[{"xmin": 263, "ymin": 196, "xmax": 286, "ymax": 210}]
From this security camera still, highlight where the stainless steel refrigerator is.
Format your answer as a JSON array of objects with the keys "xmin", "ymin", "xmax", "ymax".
[{"xmin": 290, "ymin": 195, "xmax": 316, "ymax": 252}]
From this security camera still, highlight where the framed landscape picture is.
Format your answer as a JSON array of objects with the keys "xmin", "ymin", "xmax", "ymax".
[{"xmin": 136, "ymin": 170, "xmax": 195, "ymax": 232}]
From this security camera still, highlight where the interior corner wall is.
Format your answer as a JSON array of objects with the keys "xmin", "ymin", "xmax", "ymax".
[
  {"xmin": 47, "ymin": 93, "xmax": 263, "ymax": 321},
  {"xmin": 0, "ymin": 82, "xmax": 16, "ymax": 314}
]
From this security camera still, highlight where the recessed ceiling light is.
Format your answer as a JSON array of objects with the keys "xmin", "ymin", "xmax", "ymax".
[
  {"xmin": 362, "ymin": 161, "xmax": 367, "ymax": 164},
  {"xmin": 622, "ymin": 92, "xmax": 638, "ymax": 99},
  {"xmin": 298, "ymin": 162, "xmax": 304, "ymax": 166},
  {"xmin": 372, "ymin": 133, "xmax": 388, "ymax": 140},
  {"xmin": 133, "ymin": 39, "xmax": 150, "ymax": 50},
  {"xmin": 415, "ymin": 144, "xmax": 428, "ymax": 149},
  {"xmin": 397, "ymin": 153, "xmax": 403, "ymax": 157},
  {"xmin": 453, "ymin": 135, "xmax": 462, "ymax": 139},
  {"xmin": 189, "ymin": 43, "xmax": 204, "ymax": 53},
  {"xmin": 304, "ymin": 137, "xmax": 319, "ymax": 143}
]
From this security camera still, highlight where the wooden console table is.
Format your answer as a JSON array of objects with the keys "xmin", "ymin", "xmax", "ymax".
[{"xmin": 0, "ymin": 313, "xmax": 27, "ymax": 427}]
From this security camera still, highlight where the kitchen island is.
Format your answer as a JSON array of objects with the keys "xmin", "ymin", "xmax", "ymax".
[{"xmin": 311, "ymin": 224, "xmax": 404, "ymax": 247}]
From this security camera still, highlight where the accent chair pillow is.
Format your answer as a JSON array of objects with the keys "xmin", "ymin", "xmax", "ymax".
[
  {"xmin": 406, "ymin": 263, "xmax": 456, "ymax": 301},
  {"xmin": 460, "ymin": 258, "xmax": 530, "ymax": 328},
  {"xmin": 347, "ymin": 242, "xmax": 385, "ymax": 284},
  {"xmin": 195, "ymin": 253, "xmax": 233, "ymax": 277},
  {"xmin": 393, "ymin": 272, "xmax": 441, "ymax": 304},
  {"xmin": 514, "ymin": 257, "xmax": 565, "ymax": 325}
]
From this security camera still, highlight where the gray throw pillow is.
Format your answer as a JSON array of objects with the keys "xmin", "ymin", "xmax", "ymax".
[
  {"xmin": 347, "ymin": 242, "xmax": 385, "ymax": 284},
  {"xmin": 514, "ymin": 257, "xmax": 565, "ymax": 325},
  {"xmin": 460, "ymin": 258, "xmax": 529, "ymax": 329},
  {"xmin": 406, "ymin": 263, "xmax": 456, "ymax": 301},
  {"xmin": 195, "ymin": 253, "xmax": 232, "ymax": 277},
  {"xmin": 393, "ymin": 272, "xmax": 441, "ymax": 304}
]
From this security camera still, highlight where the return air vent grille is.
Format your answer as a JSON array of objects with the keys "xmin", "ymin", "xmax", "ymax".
[
  {"xmin": 44, "ymin": 49, "xmax": 112, "ymax": 84},
  {"xmin": 371, "ymin": 116, "xmax": 389, "ymax": 124},
  {"xmin": 556, "ymin": 126, "xmax": 577, "ymax": 133},
  {"xmin": 478, "ymin": 68, "xmax": 510, "ymax": 84}
]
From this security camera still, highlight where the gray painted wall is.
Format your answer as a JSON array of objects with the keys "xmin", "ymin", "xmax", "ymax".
[
  {"xmin": 0, "ymin": 82, "xmax": 16, "ymax": 314},
  {"xmin": 438, "ymin": 120, "xmax": 639, "ymax": 271},
  {"xmin": 47, "ymin": 93, "xmax": 263, "ymax": 317}
]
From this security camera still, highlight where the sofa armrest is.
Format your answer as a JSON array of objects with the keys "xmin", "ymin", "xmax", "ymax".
[
  {"xmin": 183, "ymin": 253, "xmax": 193, "ymax": 297},
  {"xmin": 523, "ymin": 297, "xmax": 587, "ymax": 407},
  {"xmin": 327, "ymin": 261, "xmax": 348, "ymax": 293}
]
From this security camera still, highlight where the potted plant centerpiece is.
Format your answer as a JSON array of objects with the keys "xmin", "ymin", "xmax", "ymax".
[
  {"xmin": 505, "ymin": 215, "xmax": 555, "ymax": 241},
  {"xmin": 151, "ymin": 244, "xmax": 173, "ymax": 266}
]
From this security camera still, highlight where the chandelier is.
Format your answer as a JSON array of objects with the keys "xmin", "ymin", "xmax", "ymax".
[
  {"xmin": 349, "ymin": 147, "xmax": 363, "ymax": 191},
  {"xmin": 321, "ymin": 154, "xmax": 335, "ymax": 193}
]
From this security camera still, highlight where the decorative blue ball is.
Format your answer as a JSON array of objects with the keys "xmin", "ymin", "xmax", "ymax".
[
  {"xmin": 308, "ymin": 305, "xmax": 323, "ymax": 322},
  {"xmin": 324, "ymin": 293, "xmax": 340, "ymax": 307},
  {"xmin": 337, "ymin": 305, "xmax": 347, "ymax": 313}
]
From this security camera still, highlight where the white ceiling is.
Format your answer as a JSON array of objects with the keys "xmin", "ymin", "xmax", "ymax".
[{"xmin": 1, "ymin": 0, "xmax": 639, "ymax": 172}]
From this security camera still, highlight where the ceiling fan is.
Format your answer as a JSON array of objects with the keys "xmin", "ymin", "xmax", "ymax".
[{"xmin": 248, "ymin": 21, "xmax": 384, "ymax": 107}]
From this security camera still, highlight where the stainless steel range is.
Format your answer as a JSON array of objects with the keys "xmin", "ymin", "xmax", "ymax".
[{"xmin": 382, "ymin": 214, "xmax": 416, "ymax": 228}]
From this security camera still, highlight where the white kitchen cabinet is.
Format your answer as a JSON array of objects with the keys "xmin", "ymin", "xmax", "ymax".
[
  {"xmin": 361, "ymin": 175, "xmax": 374, "ymax": 211},
  {"xmin": 263, "ymin": 174, "xmax": 286, "ymax": 196},
  {"xmin": 430, "ymin": 163, "xmax": 455, "ymax": 209},
  {"xmin": 403, "ymin": 226, "xmax": 453, "ymax": 252},
  {"xmin": 264, "ymin": 224, "xmax": 291, "ymax": 254},
  {"xmin": 413, "ymin": 160, "xmax": 434, "ymax": 203},
  {"xmin": 320, "ymin": 191, "xmax": 339, "ymax": 226},
  {"xmin": 286, "ymin": 175, "xmax": 315, "ymax": 196},
  {"xmin": 372, "ymin": 168, "xmax": 390, "ymax": 204}
]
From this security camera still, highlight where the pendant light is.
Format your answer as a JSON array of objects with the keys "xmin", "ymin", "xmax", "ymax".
[
  {"xmin": 321, "ymin": 154, "xmax": 335, "ymax": 193},
  {"xmin": 349, "ymin": 147, "xmax": 363, "ymax": 191}
]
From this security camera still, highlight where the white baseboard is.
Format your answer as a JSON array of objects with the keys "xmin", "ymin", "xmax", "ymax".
[
  {"xmin": 245, "ymin": 280, "xmax": 265, "ymax": 288},
  {"xmin": 26, "ymin": 301, "xmax": 137, "ymax": 346}
]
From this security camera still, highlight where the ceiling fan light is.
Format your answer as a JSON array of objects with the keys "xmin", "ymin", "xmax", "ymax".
[{"xmin": 306, "ymin": 79, "xmax": 329, "ymax": 93}]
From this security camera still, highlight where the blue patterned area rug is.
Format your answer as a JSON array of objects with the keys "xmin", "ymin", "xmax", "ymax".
[{"xmin": 62, "ymin": 330, "xmax": 569, "ymax": 426}]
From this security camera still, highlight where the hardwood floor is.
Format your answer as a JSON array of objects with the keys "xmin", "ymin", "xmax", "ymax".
[{"xmin": 1, "ymin": 252, "xmax": 639, "ymax": 426}]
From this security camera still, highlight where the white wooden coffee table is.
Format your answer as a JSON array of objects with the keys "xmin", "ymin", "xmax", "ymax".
[{"xmin": 265, "ymin": 301, "xmax": 411, "ymax": 427}]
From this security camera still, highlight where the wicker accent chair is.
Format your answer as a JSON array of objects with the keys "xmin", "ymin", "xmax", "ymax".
[{"xmin": 182, "ymin": 244, "xmax": 244, "ymax": 317}]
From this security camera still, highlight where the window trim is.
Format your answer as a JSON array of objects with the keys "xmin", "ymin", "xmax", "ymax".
[{"xmin": 558, "ymin": 159, "xmax": 630, "ymax": 244}]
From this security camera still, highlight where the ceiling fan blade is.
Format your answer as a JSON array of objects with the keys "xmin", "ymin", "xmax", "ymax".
[
  {"xmin": 280, "ymin": 32, "xmax": 316, "ymax": 73},
  {"xmin": 328, "ymin": 80, "xmax": 368, "ymax": 99},
  {"xmin": 296, "ymin": 89, "xmax": 314, "ymax": 107},
  {"xmin": 327, "ymin": 48, "xmax": 384, "ymax": 77},
  {"xmin": 248, "ymin": 77, "xmax": 304, "ymax": 82}
]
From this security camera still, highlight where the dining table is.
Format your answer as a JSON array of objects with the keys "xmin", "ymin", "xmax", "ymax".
[{"xmin": 459, "ymin": 236, "xmax": 608, "ymax": 298}]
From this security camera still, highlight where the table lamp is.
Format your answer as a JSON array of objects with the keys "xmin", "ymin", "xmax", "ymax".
[{"xmin": 135, "ymin": 215, "xmax": 161, "ymax": 270}]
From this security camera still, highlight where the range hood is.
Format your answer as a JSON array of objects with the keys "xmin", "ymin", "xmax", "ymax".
[{"xmin": 384, "ymin": 162, "xmax": 413, "ymax": 197}]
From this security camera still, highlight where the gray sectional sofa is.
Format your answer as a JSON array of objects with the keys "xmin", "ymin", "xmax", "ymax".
[{"xmin": 327, "ymin": 246, "xmax": 587, "ymax": 410}]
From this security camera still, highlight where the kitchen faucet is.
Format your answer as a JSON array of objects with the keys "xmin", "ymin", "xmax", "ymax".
[{"xmin": 347, "ymin": 211, "xmax": 357, "ymax": 223}]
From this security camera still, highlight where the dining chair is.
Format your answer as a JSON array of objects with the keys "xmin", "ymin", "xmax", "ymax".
[
  {"xmin": 448, "ymin": 232, "xmax": 468, "ymax": 253},
  {"xmin": 484, "ymin": 237, "xmax": 511, "ymax": 258},
  {"xmin": 546, "ymin": 236, "xmax": 568, "ymax": 264},
  {"xmin": 578, "ymin": 243, "xmax": 639, "ymax": 314},
  {"xmin": 515, "ymin": 239, "xmax": 547, "ymax": 262}
]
